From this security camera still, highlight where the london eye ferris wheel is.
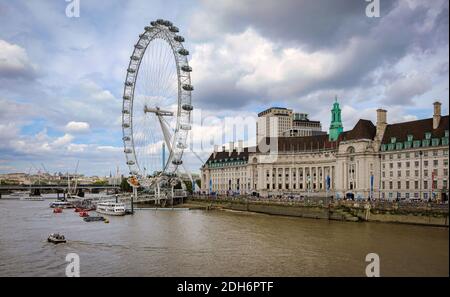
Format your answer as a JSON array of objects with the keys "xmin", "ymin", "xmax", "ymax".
[{"xmin": 122, "ymin": 19, "xmax": 193, "ymax": 188}]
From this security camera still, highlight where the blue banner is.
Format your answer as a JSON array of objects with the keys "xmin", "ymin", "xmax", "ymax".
[
  {"xmin": 370, "ymin": 174, "xmax": 374, "ymax": 191},
  {"xmin": 326, "ymin": 175, "xmax": 330, "ymax": 191}
]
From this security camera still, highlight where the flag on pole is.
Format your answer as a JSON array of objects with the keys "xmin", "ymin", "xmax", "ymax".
[{"xmin": 370, "ymin": 174, "xmax": 374, "ymax": 200}]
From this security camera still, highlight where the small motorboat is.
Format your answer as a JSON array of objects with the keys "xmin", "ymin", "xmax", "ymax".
[
  {"xmin": 79, "ymin": 211, "xmax": 89, "ymax": 217},
  {"xmin": 53, "ymin": 207, "xmax": 63, "ymax": 213},
  {"xmin": 104, "ymin": 219, "xmax": 109, "ymax": 224},
  {"xmin": 47, "ymin": 233, "xmax": 66, "ymax": 244},
  {"xmin": 74, "ymin": 207, "xmax": 84, "ymax": 213},
  {"xmin": 83, "ymin": 216, "xmax": 105, "ymax": 222}
]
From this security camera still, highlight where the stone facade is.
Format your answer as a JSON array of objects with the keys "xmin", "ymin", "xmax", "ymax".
[{"xmin": 201, "ymin": 101, "xmax": 449, "ymax": 201}]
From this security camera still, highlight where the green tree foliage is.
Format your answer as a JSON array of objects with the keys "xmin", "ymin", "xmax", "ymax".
[{"xmin": 120, "ymin": 178, "xmax": 132, "ymax": 192}]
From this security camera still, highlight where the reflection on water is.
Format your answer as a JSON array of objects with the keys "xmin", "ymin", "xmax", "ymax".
[{"xmin": 0, "ymin": 199, "xmax": 448, "ymax": 276}]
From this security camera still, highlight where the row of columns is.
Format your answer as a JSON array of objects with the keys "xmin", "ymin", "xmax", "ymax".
[{"xmin": 257, "ymin": 165, "xmax": 335, "ymax": 192}]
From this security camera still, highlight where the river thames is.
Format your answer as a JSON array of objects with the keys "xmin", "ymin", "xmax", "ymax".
[{"xmin": 0, "ymin": 199, "xmax": 448, "ymax": 277}]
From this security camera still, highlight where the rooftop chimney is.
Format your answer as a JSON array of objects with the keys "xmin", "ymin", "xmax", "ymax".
[
  {"xmin": 229, "ymin": 141, "xmax": 234, "ymax": 156},
  {"xmin": 213, "ymin": 145, "xmax": 219, "ymax": 158},
  {"xmin": 376, "ymin": 108, "xmax": 387, "ymax": 143},
  {"xmin": 433, "ymin": 101, "xmax": 441, "ymax": 129}
]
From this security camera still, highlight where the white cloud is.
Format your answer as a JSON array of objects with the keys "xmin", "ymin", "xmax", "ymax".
[
  {"xmin": 67, "ymin": 143, "xmax": 88, "ymax": 153},
  {"xmin": 52, "ymin": 133, "xmax": 74, "ymax": 146},
  {"xmin": 0, "ymin": 39, "xmax": 37, "ymax": 79},
  {"xmin": 65, "ymin": 121, "xmax": 90, "ymax": 133}
]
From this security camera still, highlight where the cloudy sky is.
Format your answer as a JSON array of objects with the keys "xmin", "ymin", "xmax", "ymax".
[{"xmin": 0, "ymin": 0, "xmax": 448, "ymax": 176}]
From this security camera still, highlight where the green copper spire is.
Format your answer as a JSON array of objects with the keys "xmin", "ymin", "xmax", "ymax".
[{"xmin": 329, "ymin": 96, "xmax": 343, "ymax": 141}]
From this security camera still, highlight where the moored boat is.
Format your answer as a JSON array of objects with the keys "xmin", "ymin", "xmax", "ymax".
[
  {"xmin": 79, "ymin": 211, "xmax": 89, "ymax": 217},
  {"xmin": 20, "ymin": 195, "xmax": 45, "ymax": 201},
  {"xmin": 96, "ymin": 202, "xmax": 126, "ymax": 216},
  {"xmin": 83, "ymin": 216, "xmax": 105, "ymax": 222},
  {"xmin": 49, "ymin": 201, "xmax": 74, "ymax": 209},
  {"xmin": 53, "ymin": 207, "xmax": 63, "ymax": 213}
]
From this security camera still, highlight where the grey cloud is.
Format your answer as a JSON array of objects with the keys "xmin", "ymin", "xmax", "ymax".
[
  {"xmin": 384, "ymin": 75, "xmax": 432, "ymax": 105},
  {"xmin": 194, "ymin": 78, "xmax": 262, "ymax": 109},
  {"xmin": 190, "ymin": 0, "xmax": 448, "ymax": 111},
  {"xmin": 191, "ymin": 0, "xmax": 397, "ymax": 50}
]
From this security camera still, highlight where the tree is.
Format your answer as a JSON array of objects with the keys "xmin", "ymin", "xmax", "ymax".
[
  {"xmin": 183, "ymin": 179, "xmax": 201, "ymax": 194},
  {"xmin": 92, "ymin": 179, "xmax": 108, "ymax": 186},
  {"xmin": 120, "ymin": 178, "xmax": 132, "ymax": 192}
]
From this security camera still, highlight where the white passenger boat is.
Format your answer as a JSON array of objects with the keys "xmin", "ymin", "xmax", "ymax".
[
  {"xmin": 96, "ymin": 202, "xmax": 126, "ymax": 216},
  {"xmin": 49, "ymin": 201, "xmax": 74, "ymax": 208},
  {"xmin": 20, "ymin": 196, "xmax": 45, "ymax": 201}
]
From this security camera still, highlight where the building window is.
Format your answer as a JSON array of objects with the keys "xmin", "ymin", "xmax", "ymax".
[
  {"xmin": 397, "ymin": 181, "xmax": 401, "ymax": 189},
  {"xmin": 407, "ymin": 135, "xmax": 413, "ymax": 141},
  {"xmin": 389, "ymin": 181, "xmax": 393, "ymax": 190},
  {"xmin": 406, "ymin": 181, "xmax": 410, "ymax": 189},
  {"xmin": 391, "ymin": 137, "xmax": 396, "ymax": 144},
  {"xmin": 406, "ymin": 161, "xmax": 410, "ymax": 168},
  {"xmin": 424, "ymin": 170, "xmax": 428, "ymax": 177},
  {"xmin": 415, "ymin": 181, "xmax": 419, "ymax": 189},
  {"xmin": 433, "ymin": 160, "xmax": 438, "ymax": 167},
  {"xmin": 425, "ymin": 132, "xmax": 432, "ymax": 139},
  {"xmin": 389, "ymin": 163, "xmax": 393, "ymax": 169},
  {"xmin": 397, "ymin": 171, "xmax": 401, "ymax": 177},
  {"xmin": 382, "ymin": 181, "xmax": 385, "ymax": 189},
  {"xmin": 424, "ymin": 181, "xmax": 428, "ymax": 190},
  {"xmin": 415, "ymin": 161, "xmax": 419, "ymax": 167},
  {"xmin": 424, "ymin": 160, "xmax": 428, "ymax": 167},
  {"xmin": 397, "ymin": 162, "xmax": 402, "ymax": 168},
  {"xmin": 406, "ymin": 170, "xmax": 410, "ymax": 177},
  {"xmin": 415, "ymin": 170, "xmax": 419, "ymax": 177},
  {"xmin": 390, "ymin": 171, "xmax": 393, "ymax": 177}
]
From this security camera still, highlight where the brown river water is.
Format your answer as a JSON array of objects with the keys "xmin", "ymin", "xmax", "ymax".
[{"xmin": 0, "ymin": 199, "xmax": 448, "ymax": 276}]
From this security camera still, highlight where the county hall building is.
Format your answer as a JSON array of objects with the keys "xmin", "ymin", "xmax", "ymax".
[{"xmin": 200, "ymin": 101, "xmax": 449, "ymax": 201}]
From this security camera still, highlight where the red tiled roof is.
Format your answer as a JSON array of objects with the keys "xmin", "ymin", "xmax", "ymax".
[
  {"xmin": 381, "ymin": 115, "xmax": 449, "ymax": 144},
  {"xmin": 338, "ymin": 119, "xmax": 376, "ymax": 142}
]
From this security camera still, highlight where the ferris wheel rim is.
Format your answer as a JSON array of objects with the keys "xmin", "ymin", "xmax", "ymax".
[{"xmin": 121, "ymin": 20, "xmax": 193, "ymax": 183}]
